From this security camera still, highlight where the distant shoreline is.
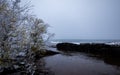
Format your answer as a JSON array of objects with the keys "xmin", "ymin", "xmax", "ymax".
[{"xmin": 50, "ymin": 39, "xmax": 120, "ymax": 46}]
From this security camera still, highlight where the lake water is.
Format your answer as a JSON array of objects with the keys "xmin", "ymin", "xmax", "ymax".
[
  {"xmin": 44, "ymin": 39, "xmax": 120, "ymax": 75},
  {"xmin": 44, "ymin": 49, "xmax": 120, "ymax": 75}
]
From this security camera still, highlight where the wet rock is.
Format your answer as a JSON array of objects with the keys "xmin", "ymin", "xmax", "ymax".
[
  {"xmin": 35, "ymin": 50, "xmax": 60, "ymax": 60},
  {"xmin": 56, "ymin": 43, "xmax": 78, "ymax": 51},
  {"xmin": 45, "ymin": 50, "xmax": 60, "ymax": 56},
  {"xmin": 56, "ymin": 43, "xmax": 120, "ymax": 56}
]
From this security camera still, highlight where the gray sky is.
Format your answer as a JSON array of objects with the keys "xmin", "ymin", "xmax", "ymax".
[{"xmin": 22, "ymin": 0, "xmax": 120, "ymax": 39}]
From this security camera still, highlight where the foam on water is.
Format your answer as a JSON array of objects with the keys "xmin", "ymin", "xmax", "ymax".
[
  {"xmin": 50, "ymin": 39, "xmax": 120, "ymax": 45},
  {"xmin": 106, "ymin": 42, "xmax": 120, "ymax": 45}
]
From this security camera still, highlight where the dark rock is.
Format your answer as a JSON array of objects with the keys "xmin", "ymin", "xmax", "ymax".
[
  {"xmin": 56, "ymin": 43, "xmax": 78, "ymax": 51},
  {"xmin": 45, "ymin": 50, "xmax": 60, "ymax": 56},
  {"xmin": 56, "ymin": 43, "xmax": 120, "ymax": 56},
  {"xmin": 35, "ymin": 49, "xmax": 60, "ymax": 60}
]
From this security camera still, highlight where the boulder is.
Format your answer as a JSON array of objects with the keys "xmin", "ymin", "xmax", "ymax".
[{"xmin": 56, "ymin": 43, "xmax": 78, "ymax": 51}]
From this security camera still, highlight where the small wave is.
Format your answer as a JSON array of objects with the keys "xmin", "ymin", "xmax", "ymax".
[
  {"xmin": 50, "ymin": 41, "xmax": 80, "ymax": 45},
  {"xmin": 50, "ymin": 41, "xmax": 61, "ymax": 44},
  {"xmin": 71, "ymin": 42, "xmax": 80, "ymax": 44},
  {"xmin": 50, "ymin": 40, "xmax": 120, "ymax": 46},
  {"xmin": 106, "ymin": 42, "xmax": 120, "ymax": 45}
]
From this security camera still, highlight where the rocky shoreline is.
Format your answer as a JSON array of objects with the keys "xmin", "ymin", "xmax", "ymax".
[
  {"xmin": 56, "ymin": 43, "xmax": 120, "ymax": 57},
  {"xmin": 1, "ymin": 42, "xmax": 120, "ymax": 75}
]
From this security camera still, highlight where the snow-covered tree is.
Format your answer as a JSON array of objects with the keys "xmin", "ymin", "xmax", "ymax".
[{"xmin": 0, "ymin": 0, "xmax": 48, "ymax": 59}]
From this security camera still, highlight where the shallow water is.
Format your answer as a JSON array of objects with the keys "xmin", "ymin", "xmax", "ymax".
[{"xmin": 44, "ymin": 51, "xmax": 120, "ymax": 75}]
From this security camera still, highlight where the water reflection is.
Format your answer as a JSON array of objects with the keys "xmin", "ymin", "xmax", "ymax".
[
  {"xmin": 44, "ymin": 52, "xmax": 120, "ymax": 75},
  {"xmin": 85, "ymin": 53, "xmax": 120, "ymax": 68}
]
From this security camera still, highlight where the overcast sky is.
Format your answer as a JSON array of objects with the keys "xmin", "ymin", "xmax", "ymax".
[{"xmin": 22, "ymin": 0, "xmax": 120, "ymax": 39}]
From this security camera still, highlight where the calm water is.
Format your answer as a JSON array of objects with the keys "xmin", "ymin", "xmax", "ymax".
[
  {"xmin": 44, "ymin": 51, "xmax": 120, "ymax": 75},
  {"xmin": 44, "ymin": 39, "xmax": 120, "ymax": 75}
]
